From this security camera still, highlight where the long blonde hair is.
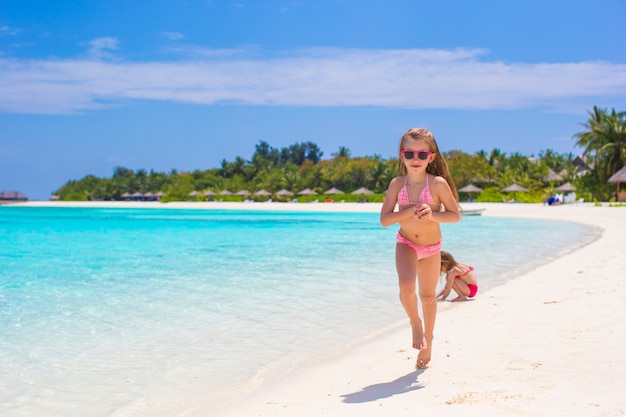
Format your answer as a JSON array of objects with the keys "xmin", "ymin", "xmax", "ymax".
[
  {"xmin": 397, "ymin": 128, "xmax": 459, "ymax": 201},
  {"xmin": 440, "ymin": 250, "xmax": 459, "ymax": 273}
]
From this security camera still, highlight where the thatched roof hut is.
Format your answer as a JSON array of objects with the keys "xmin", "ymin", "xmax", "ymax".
[
  {"xmin": 0, "ymin": 191, "xmax": 28, "ymax": 201},
  {"xmin": 608, "ymin": 166, "xmax": 626, "ymax": 202},
  {"xmin": 546, "ymin": 168, "xmax": 563, "ymax": 182}
]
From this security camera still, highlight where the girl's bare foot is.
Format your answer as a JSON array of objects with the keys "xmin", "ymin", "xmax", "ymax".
[
  {"xmin": 451, "ymin": 296, "xmax": 468, "ymax": 302},
  {"xmin": 416, "ymin": 336, "xmax": 433, "ymax": 368},
  {"xmin": 415, "ymin": 354, "xmax": 430, "ymax": 368},
  {"xmin": 411, "ymin": 321, "xmax": 427, "ymax": 350}
]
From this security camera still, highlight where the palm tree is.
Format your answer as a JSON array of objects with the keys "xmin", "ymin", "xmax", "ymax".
[
  {"xmin": 574, "ymin": 106, "xmax": 606, "ymax": 156},
  {"xmin": 596, "ymin": 109, "xmax": 626, "ymax": 179},
  {"xmin": 332, "ymin": 146, "xmax": 351, "ymax": 159},
  {"xmin": 574, "ymin": 106, "xmax": 626, "ymax": 182},
  {"xmin": 370, "ymin": 160, "xmax": 393, "ymax": 192}
]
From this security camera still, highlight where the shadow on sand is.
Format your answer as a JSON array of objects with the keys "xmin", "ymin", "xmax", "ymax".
[{"xmin": 340, "ymin": 369, "xmax": 425, "ymax": 403}]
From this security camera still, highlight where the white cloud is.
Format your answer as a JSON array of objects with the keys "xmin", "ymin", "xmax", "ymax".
[
  {"xmin": 0, "ymin": 25, "xmax": 19, "ymax": 36},
  {"xmin": 87, "ymin": 37, "xmax": 119, "ymax": 60},
  {"xmin": 0, "ymin": 46, "xmax": 625, "ymax": 115},
  {"xmin": 161, "ymin": 32, "xmax": 185, "ymax": 41}
]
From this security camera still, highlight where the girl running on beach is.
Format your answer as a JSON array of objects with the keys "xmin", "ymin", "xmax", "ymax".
[
  {"xmin": 437, "ymin": 250, "xmax": 478, "ymax": 302},
  {"xmin": 380, "ymin": 128, "xmax": 461, "ymax": 369}
]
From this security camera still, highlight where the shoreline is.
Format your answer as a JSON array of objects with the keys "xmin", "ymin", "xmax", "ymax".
[
  {"xmin": 6, "ymin": 202, "xmax": 626, "ymax": 416},
  {"xmin": 5, "ymin": 200, "xmax": 387, "ymax": 212},
  {"xmin": 198, "ymin": 203, "xmax": 624, "ymax": 417}
]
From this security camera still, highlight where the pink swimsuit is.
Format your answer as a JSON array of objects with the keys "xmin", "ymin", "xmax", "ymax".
[
  {"xmin": 396, "ymin": 176, "xmax": 442, "ymax": 260},
  {"xmin": 455, "ymin": 266, "xmax": 478, "ymax": 298},
  {"xmin": 397, "ymin": 175, "xmax": 434, "ymax": 205}
]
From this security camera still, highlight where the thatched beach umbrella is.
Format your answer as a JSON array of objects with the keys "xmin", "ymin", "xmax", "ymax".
[
  {"xmin": 554, "ymin": 182, "xmax": 576, "ymax": 192},
  {"xmin": 188, "ymin": 190, "xmax": 200, "ymax": 197},
  {"xmin": 235, "ymin": 190, "xmax": 251, "ymax": 196},
  {"xmin": 121, "ymin": 192, "xmax": 132, "ymax": 200},
  {"xmin": 501, "ymin": 184, "xmax": 529, "ymax": 193},
  {"xmin": 131, "ymin": 192, "xmax": 145, "ymax": 201},
  {"xmin": 502, "ymin": 183, "xmax": 528, "ymax": 202},
  {"xmin": 458, "ymin": 184, "xmax": 482, "ymax": 193},
  {"xmin": 254, "ymin": 190, "xmax": 272, "ymax": 196},
  {"xmin": 275, "ymin": 189, "xmax": 294, "ymax": 196},
  {"xmin": 297, "ymin": 188, "xmax": 318, "ymax": 195},
  {"xmin": 218, "ymin": 190, "xmax": 233, "ymax": 195},
  {"xmin": 324, "ymin": 187, "xmax": 344, "ymax": 195},
  {"xmin": 203, "ymin": 190, "xmax": 216, "ymax": 196},
  {"xmin": 351, "ymin": 187, "xmax": 373, "ymax": 195},
  {"xmin": 458, "ymin": 184, "xmax": 482, "ymax": 201}
]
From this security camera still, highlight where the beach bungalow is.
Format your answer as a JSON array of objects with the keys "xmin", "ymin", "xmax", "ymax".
[
  {"xmin": 545, "ymin": 168, "xmax": 563, "ymax": 183},
  {"xmin": 0, "ymin": 191, "xmax": 28, "ymax": 201},
  {"xmin": 608, "ymin": 166, "xmax": 626, "ymax": 202},
  {"xmin": 573, "ymin": 156, "xmax": 592, "ymax": 176}
]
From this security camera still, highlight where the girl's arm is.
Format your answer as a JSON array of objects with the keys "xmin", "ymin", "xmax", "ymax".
[
  {"xmin": 437, "ymin": 272, "xmax": 455, "ymax": 300},
  {"xmin": 428, "ymin": 176, "xmax": 461, "ymax": 224},
  {"xmin": 380, "ymin": 178, "xmax": 418, "ymax": 227}
]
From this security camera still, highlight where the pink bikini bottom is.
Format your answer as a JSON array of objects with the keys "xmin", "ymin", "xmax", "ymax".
[
  {"xmin": 466, "ymin": 283, "xmax": 478, "ymax": 298},
  {"xmin": 396, "ymin": 232, "xmax": 442, "ymax": 260}
]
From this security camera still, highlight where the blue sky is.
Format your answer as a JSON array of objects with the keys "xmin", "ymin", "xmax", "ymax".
[{"xmin": 1, "ymin": 0, "xmax": 625, "ymax": 199}]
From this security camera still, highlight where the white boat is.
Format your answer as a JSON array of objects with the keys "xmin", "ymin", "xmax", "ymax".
[{"xmin": 464, "ymin": 208, "xmax": 485, "ymax": 216}]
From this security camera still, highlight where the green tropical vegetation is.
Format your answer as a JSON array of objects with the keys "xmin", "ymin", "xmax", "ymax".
[{"xmin": 54, "ymin": 107, "xmax": 626, "ymax": 203}]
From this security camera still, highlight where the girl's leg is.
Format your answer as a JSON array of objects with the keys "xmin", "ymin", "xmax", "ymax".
[
  {"xmin": 451, "ymin": 280, "xmax": 471, "ymax": 302},
  {"xmin": 395, "ymin": 243, "xmax": 425, "ymax": 350},
  {"xmin": 415, "ymin": 252, "xmax": 441, "ymax": 367}
]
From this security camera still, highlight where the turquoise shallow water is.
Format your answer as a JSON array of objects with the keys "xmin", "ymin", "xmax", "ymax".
[{"xmin": 0, "ymin": 207, "xmax": 599, "ymax": 417}]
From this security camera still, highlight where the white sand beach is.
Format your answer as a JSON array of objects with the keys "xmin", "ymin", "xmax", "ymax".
[{"xmin": 10, "ymin": 201, "xmax": 626, "ymax": 416}]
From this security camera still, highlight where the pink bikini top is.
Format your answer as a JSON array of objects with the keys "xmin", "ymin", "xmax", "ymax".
[
  {"xmin": 397, "ymin": 175, "xmax": 434, "ymax": 205},
  {"xmin": 455, "ymin": 266, "xmax": 474, "ymax": 279}
]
